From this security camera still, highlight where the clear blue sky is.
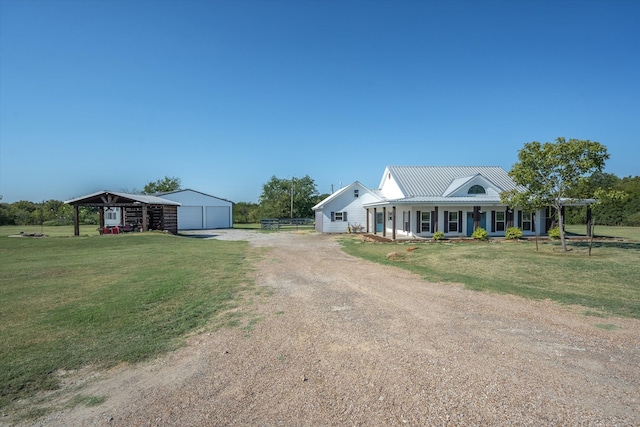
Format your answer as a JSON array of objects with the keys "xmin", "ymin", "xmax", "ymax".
[{"xmin": 1, "ymin": 0, "xmax": 638, "ymax": 204}]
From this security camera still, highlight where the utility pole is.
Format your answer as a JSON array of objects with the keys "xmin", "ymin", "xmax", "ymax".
[{"xmin": 290, "ymin": 177, "xmax": 294, "ymax": 218}]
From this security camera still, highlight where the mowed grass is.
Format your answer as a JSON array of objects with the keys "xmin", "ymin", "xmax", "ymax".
[
  {"xmin": 0, "ymin": 228, "xmax": 253, "ymax": 410},
  {"xmin": 565, "ymin": 224, "xmax": 640, "ymax": 241},
  {"xmin": 340, "ymin": 236, "xmax": 640, "ymax": 319}
]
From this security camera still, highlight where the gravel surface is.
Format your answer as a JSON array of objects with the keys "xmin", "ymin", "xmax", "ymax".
[{"xmin": 23, "ymin": 230, "xmax": 640, "ymax": 426}]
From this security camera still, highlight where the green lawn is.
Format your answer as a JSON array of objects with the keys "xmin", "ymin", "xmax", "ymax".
[
  {"xmin": 565, "ymin": 224, "xmax": 640, "ymax": 241},
  {"xmin": 340, "ymin": 235, "xmax": 640, "ymax": 319},
  {"xmin": 0, "ymin": 229, "xmax": 255, "ymax": 415}
]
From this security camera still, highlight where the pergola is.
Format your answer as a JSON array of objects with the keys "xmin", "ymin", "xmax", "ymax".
[{"xmin": 65, "ymin": 191, "xmax": 181, "ymax": 236}]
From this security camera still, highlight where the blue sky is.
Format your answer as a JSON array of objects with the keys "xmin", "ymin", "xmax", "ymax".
[{"xmin": 1, "ymin": 0, "xmax": 638, "ymax": 204}]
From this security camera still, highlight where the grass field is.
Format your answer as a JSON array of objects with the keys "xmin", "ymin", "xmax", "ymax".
[
  {"xmin": 0, "ymin": 227, "xmax": 257, "ymax": 414},
  {"xmin": 340, "ymin": 235, "xmax": 640, "ymax": 320},
  {"xmin": 565, "ymin": 224, "xmax": 640, "ymax": 241}
]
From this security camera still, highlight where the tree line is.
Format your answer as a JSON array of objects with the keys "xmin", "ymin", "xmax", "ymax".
[
  {"xmin": 1, "ymin": 170, "xmax": 637, "ymax": 227},
  {"xmin": 0, "ymin": 175, "xmax": 329, "ymax": 226}
]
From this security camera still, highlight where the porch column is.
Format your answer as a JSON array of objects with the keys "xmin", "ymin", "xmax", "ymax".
[
  {"xmin": 73, "ymin": 204, "xmax": 80, "ymax": 236},
  {"xmin": 434, "ymin": 206, "xmax": 439, "ymax": 232},
  {"xmin": 373, "ymin": 208, "xmax": 377, "ymax": 234},
  {"xmin": 473, "ymin": 206, "xmax": 480, "ymax": 230},
  {"xmin": 586, "ymin": 207, "xmax": 592, "ymax": 237},
  {"xmin": 366, "ymin": 208, "xmax": 370, "ymax": 233},
  {"xmin": 382, "ymin": 207, "xmax": 386, "ymax": 237},
  {"xmin": 99, "ymin": 207, "xmax": 105, "ymax": 230},
  {"xmin": 392, "ymin": 206, "xmax": 396, "ymax": 240},
  {"xmin": 142, "ymin": 204, "xmax": 148, "ymax": 232}
]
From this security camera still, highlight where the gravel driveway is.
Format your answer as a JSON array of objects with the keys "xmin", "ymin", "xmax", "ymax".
[{"xmin": 30, "ymin": 230, "xmax": 640, "ymax": 426}]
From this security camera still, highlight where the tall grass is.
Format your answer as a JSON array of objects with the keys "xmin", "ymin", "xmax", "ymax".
[
  {"xmin": 340, "ymin": 237, "xmax": 640, "ymax": 319},
  {"xmin": 0, "ymin": 232, "xmax": 253, "ymax": 410}
]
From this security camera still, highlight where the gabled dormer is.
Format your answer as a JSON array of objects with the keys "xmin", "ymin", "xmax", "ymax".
[{"xmin": 442, "ymin": 173, "xmax": 503, "ymax": 198}]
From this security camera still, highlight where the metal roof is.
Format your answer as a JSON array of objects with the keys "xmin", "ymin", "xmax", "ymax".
[
  {"xmin": 312, "ymin": 181, "xmax": 380, "ymax": 210},
  {"xmin": 65, "ymin": 190, "xmax": 181, "ymax": 205},
  {"xmin": 385, "ymin": 166, "xmax": 518, "ymax": 197}
]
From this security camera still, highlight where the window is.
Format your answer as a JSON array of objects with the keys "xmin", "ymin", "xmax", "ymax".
[
  {"xmin": 106, "ymin": 211, "xmax": 117, "ymax": 220},
  {"xmin": 354, "ymin": 189, "xmax": 359, "ymax": 198},
  {"xmin": 420, "ymin": 211, "xmax": 431, "ymax": 232},
  {"xmin": 468, "ymin": 185, "xmax": 486, "ymax": 194},
  {"xmin": 522, "ymin": 211, "xmax": 532, "ymax": 231},
  {"xmin": 448, "ymin": 211, "xmax": 458, "ymax": 232},
  {"xmin": 331, "ymin": 211, "xmax": 348, "ymax": 222},
  {"xmin": 495, "ymin": 211, "xmax": 505, "ymax": 232}
]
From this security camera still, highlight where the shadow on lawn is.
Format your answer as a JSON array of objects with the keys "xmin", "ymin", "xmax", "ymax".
[{"xmin": 568, "ymin": 240, "xmax": 640, "ymax": 252}]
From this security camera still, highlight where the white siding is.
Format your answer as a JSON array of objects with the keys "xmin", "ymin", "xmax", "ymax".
[{"xmin": 318, "ymin": 184, "xmax": 377, "ymax": 233}]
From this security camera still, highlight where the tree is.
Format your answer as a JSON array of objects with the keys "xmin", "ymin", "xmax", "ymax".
[
  {"xmin": 588, "ymin": 188, "xmax": 628, "ymax": 256},
  {"xmin": 258, "ymin": 175, "xmax": 319, "ymax": 219},
  {"xmin": 504, "ymin": 137, "xmax": 609, "ymax": 252},
  {"xmin": 233, "ymin": 202, "xmax": 260, "ymax": 224},
  {"xmin": 142, "ymin": 176, "xmax": 181, "ymax": 194}
]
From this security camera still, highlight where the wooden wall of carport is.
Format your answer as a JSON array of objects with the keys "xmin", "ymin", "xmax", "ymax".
[{"xmin": 71, "ymin": 203, "xmax": 178, "ymax": 235}]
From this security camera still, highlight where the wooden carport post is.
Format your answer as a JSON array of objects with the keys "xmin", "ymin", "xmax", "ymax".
[
  {"xmin": 142, "ymin": 204, "xmax": 148, "ymax": 232},
  {"xmin": 73, "ymin": 205, "xmax": 80, "ymax": 236}
]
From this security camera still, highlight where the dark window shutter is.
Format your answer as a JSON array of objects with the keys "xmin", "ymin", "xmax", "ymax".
[
  {"xmin": 416, "ymin": 211, "xmax": 421, "ymax": 232},
  {"xmin": 343, "ymin": 212, "xmax": 348, "ymax": 222},
  {"xmin": 518, "ymin": 211, "xmax": 522, "ymax": 227},
  {"xmin": 458, "ymin": 210, "xmax": 462, "ymax": 233},
  {"xmin": 444, "ymin": 210, "xmax": 449, "ymax": 233},
  {"xmin": 532, "ymin": 212, "xmax": 536, "ymax": 232},
  {"xmin": 491, "ymin": 211, "xmax": 496, "ymax": 232},
  {"xmin": 331, "ymin": 212, "xmax": 335, "ymax": 222}
]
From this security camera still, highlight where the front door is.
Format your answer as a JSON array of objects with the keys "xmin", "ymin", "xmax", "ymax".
[
  {"xmin": 376, "ymin": 212, "xmax": 384, "ymax": 232},
  {"xmin": 466, "ymin": 212, "xmax": 486, "ymax": 236}
]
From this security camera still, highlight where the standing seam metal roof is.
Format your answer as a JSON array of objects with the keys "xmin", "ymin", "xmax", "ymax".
[{"xmin": 387, "ymin": 166, "xmax": 517, "ymax": 197}]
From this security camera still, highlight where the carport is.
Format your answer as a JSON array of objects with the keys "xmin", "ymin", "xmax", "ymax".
[{"xmin": 65, "ymin": 191, "xmax": 181, "ymax": 236}]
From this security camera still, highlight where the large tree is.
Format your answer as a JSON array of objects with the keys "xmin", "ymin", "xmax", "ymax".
[
  {"xmin": 259, "ymin": 175, "xmax": 318, "ymax": 219},
  {"xmin": 502, "ymin": 137, "xmax": 609, "ymax": 252},
  {"xmin": 142, "ymin": 176, "xmax": 181, "ymax": 194}
]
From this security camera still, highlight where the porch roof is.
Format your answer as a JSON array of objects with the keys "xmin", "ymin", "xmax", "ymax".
[
  {"xmin": 65, "ymin": 190, "xmax": 181, "ymax": 207},
  {"xmin": 362, "ymin": 195, "xmax": 505, "ymax": 208}
]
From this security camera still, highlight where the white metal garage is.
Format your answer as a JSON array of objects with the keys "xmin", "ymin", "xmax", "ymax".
[{"xmin": 157, "ymin": 189, "xmax": 233, "ymax": 230}]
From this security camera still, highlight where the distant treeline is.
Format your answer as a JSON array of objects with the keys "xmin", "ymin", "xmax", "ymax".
[
  {"xmin": 564, "ymin": 172, "xmax": 640, "ymax": 226},
  {"xmin": 1, "ymin": 172, "xmax": 638, "ymax": 227}
]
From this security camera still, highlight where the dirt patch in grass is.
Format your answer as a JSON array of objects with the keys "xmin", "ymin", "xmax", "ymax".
[{"xmin": 19, "ymin": 230, "xmax": 640, "ymax": 426}]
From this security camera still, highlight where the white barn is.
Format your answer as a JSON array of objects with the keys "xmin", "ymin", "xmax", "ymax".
[
  {"xmin": 158, "ymin": 189, "xmax": 233, "ymax": 230},
  {"xmin": 312, "ymin": 182, "xmax": 381, "ymax": 233}
]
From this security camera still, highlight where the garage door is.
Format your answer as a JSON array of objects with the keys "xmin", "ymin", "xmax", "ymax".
[
  {"xmin": 178, "ymin": 206, "xmax": 203, "ymax": 230},
  {"xmin": 206, "ymin": 206, "xmax": 230, "ymax": 229}
]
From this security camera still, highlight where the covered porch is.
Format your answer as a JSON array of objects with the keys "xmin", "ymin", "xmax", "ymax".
[
  {"xmin": 363, "ymin": 203, "xmax": 593, "ymax": 241},
  {"xmin": 65, "ymin": 191, "xmax": 181, "ymax": 236}
]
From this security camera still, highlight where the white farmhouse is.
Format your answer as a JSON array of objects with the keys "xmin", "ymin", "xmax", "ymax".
[{"xmin": 313, "ymin": 166, "xmax": 592, "ymax": 239}]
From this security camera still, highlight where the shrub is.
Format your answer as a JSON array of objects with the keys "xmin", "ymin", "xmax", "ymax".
[
  {"xmin": 433, "ymin": 231, "xmax": 445, "ymax": 241},
  {"xmin": 471, "ymin": 227, "xmax": 488, "ymax": 240},
  {"xmin": 505, "ymin": 227, "xmax": 523, "ymax": 240},
  {"xmin": 548, "ymin": 226, "xmax": 561, "ymax": 239}
]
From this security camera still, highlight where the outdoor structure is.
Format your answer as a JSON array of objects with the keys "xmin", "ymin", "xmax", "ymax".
[
  {"xmin": 312, "ymin": 181, "xmax": 381, "ymax": 233},
  {"xmin": 65, "ymin": 191, "xmax": 181, "ymax": 235},
  {"xmin": 313, "ymin": 166, "xmax": 593, "ymax": 240},
  {"xmin": 156, "ymin": 189, "xmax": 233, "ymax": 230}
]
